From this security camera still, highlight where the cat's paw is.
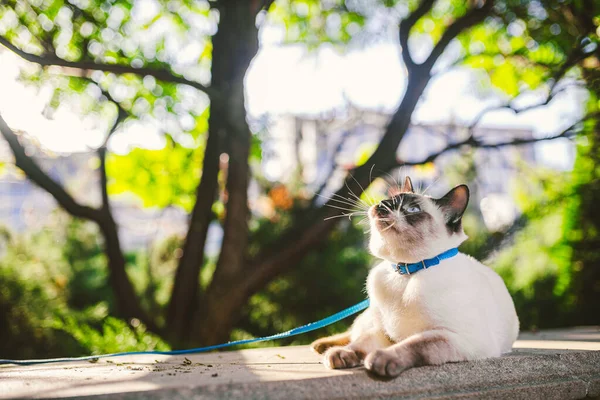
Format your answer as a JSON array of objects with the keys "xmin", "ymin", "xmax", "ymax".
[
  {"xmin": 311, "ymin": 338, "xmax": 334, "ymax": 354},
  {"xmin": 323, "ymin": 347, "xmax": 361, "ymax": 369},
  {"xmin": 364, "ymin": 349, "xmax": 405, "ymax": 377}
]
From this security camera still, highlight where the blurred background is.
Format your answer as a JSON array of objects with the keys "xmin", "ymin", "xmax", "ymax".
[{"xmin": 0, "ymin": 0, "xmax": 598, "ymax": 359}]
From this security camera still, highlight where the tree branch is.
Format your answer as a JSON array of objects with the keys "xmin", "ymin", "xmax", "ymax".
[
  {"xmin": 423, "ymin": 0, "xmax": 494, "ymax": 71},
  {"xmin": 76, "ymin": 77, "xmax": 130, "ymax": 210},
  {"xmin": 467, "ymin": 35, "xmax": 588, "ymax": 133},
  {"xmin": 0, "ymin": 113, "xmax": 102, "ymax": 222},
  {"xmin": 399, "ymin": 0, "xmax": 435, "ymax": 71},
  {"xmin": 0, "ymin": 36, "xmax": 217, "ymax": 99},
  {"xmin": 399, "ymin": 112, "xmax": 598, "ymax": 168},
  {"xmin": 467, "ymin": 83, "xmax": 578, "ymax": 133},
  {"xmin": 309, "ymin": 129, "xmax": 353, "ymax": 207},
  {"xmin": 98, "ymin": 101, "xmax": 127, "ymax": 210},
  {"xmin": 257, "ymin": 0, "xmax": 276, "ymax": 15}
]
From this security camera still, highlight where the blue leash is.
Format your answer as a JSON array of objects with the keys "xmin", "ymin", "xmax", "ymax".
[{"xmin": 0, "ymin": 299, "xmax": 370, "ymax": 366}]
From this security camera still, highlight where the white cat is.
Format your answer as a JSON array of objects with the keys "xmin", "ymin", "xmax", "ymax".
[{"xmin": 312, "ymin": 177, "xmax": 519, "ymax": 377}]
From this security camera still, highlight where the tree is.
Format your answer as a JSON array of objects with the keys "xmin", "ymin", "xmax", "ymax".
[
  {"xmin": 562, "ymin": 49, "xmax": 600, "ymax": 326},
  {"xmin": 0, "ymin": 0, "xmax": 598, "ymax": 347}
]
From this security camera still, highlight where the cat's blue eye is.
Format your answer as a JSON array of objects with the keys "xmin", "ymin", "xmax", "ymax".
[{"xmin": 406, "ymin": 205, "xmax": 421, "ymax": 213}]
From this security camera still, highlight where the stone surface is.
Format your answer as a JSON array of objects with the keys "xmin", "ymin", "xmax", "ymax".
[{"xmin": 1, "ymin": 327, "xmax": 599, "ymax": 399}]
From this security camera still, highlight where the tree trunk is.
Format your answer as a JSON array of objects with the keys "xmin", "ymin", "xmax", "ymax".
[
  {"xmin": 167, "ymin": 123, "xmax": 220, "ymax": 342},
  {"xmin": 168, "ymin": 1, "xmax": 262, "ymax": 344},
  {"xmin": 98, "ymin": 146, "xmax": 154, "ymax": 327},
  {"xmin": 194, "ymin": 275, "xmax": 251, "ymax": 345},
  {"xmin": 97, "ymin": 213, "xmax": 155, "ymax": 329},
  {"xmin": 175, "ymin": 2, "xmax": 259, "ymax": 346}
]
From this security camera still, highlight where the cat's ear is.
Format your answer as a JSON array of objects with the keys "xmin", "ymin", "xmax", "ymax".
[
  {"xmin": 435, "ymin": 185, "xmax": 469, "ymax": 225},
  {"xmin": 401, "ymin": 176, "xmax": 414, "ymax": 193}
]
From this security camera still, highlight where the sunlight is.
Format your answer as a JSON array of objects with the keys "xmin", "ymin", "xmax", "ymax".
[
  {"xmin": 0, "ymin": 51, "xmax": 106, "ymax": 153},
  {"xmin": 0, "ymin": 30, "xmax": 585, "ymax": 172}
]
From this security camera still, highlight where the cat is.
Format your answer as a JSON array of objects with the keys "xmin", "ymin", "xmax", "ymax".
[{"xmin": 312, "ymin": 176, "xmax": 519, "ymax": 378}]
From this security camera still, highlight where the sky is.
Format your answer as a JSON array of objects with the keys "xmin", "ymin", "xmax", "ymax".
[{"xmin": 0, "ymin": 16, "xmax": 588, "ymax": 170}]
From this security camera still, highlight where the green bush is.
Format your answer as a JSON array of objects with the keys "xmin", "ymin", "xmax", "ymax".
[{"xmin": 0, "ymin": 215, "xmax": 168, "ymax": 359}]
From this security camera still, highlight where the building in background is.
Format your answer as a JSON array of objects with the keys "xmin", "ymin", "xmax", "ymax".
[
  {"xmin": 0, "ymin": 135, "xmax": 188, "ymax": 251},
  {"xmin": 0, "ymin": 111, "xmax": 572, "ymax": 250},
  {"xmin": 263, "ymin": 110, "xmax": 556, "ymax": 231}
]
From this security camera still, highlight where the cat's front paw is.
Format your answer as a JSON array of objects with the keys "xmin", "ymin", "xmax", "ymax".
[
  {"xmin": 364, "ymin": 349, "xmax": 405, "ymax": 377},
  {"xmin": 311, "ymin": 338, "xmax": 334, "ymax": 354},
  {"xmin": 323, "ymin": 347, "xmax": 361, "ymax": 369}
]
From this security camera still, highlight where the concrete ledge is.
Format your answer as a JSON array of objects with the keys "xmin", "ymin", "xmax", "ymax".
[{"xmin": 1, "ymin": 327, "xmax": 599, "ymax": 399}]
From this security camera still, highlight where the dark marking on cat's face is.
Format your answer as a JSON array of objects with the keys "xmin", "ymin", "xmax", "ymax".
[
  {"xmin": 375, "ymin": 194, "xmax": 432, "ymax": 226},
  {"xmin": 370, "ymin": 193, "xmax": 436, "ymax": 247},
  {"xmin": 368, "ymin": 178, "xmax": 470, "ymax": 262}
]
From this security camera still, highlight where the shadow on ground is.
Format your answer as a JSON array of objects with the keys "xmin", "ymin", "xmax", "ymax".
[{"xmin": 1, "ymin": 327, "xmax": 599, "ymax": 399}]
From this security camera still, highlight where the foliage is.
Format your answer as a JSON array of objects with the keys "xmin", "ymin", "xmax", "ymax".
[
  {"xmin": 238, "ymin": 218, "xmax": 372, "ymax": 346},
  {"xmin": 107, "ymin": 139, "xmax": 204, "ymax": 212},
  {"xmin": 563, "ymin": 131, "xmax": 600, "ymax": 325},
  {"xmin": 0, "ymin": 216, "xmax": 168, "ymax": 358},
  {"xmin": 269, "ymin": 0, "xmax": 366, "ymax": 47},
  {"xmin": 485, "ymin": 131, "xmax": 600, "ymax": 330}
]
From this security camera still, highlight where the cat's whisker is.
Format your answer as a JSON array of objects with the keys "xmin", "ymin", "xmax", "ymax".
[
  {"xmin": 313, "ymin": 192, "xmax": 368, "ymax": 211},
  {"xmin": 323, "ymin": 212, "xmax": 366, "ymax": 221},
  {"xmin": 381, "ymin": 202, "xmax": 393, "ymax": 214},
  {"xmin": 420, "ymin": 176, "xmax": 441, "ymax": 196},
  {"xmin": 346, "ymin": 188, "xmax": 371, "ymax": 209},
  {"xmin": 324, "ymin": 204, "xmax": 366, "ymax": 214},
  {"xmin": 327, "ymin": 196, "xmax": 368, "ymax": 210},
  {"xmin": 341, "ymin": 196, "xmax": 370, "ymax": 210},
  {"xmin": 380, "ymin": 222, "xmax": 396, "ymax": 233},
  {"xmin": 327, "ymin": 195, "xmax": 370, "ymax": 210},
  {"xmin": 390, "ymin": 188, "xmax": 399, "ymax": 207},
  {"xmin": 381, "ymin": 171, "xmax": 401, "ymax": 198},
  {"xmin": 329, "ymin": 191, "xmax": 369, "ymax": 210},
  {"xmin": 397, "ymin": 168, "xmax": 405, "ymax": 188},
  {"xmin": 323, "ymin": 203, "xmax": 356, "ymax": 212},
  {"xmin": 396, "ymin": 194, "xmax": 405, "ymax": 218},
  {"xmin": 348, "ymin": 174, "xmax": 375, "ymax": 207},
  {"xmin": 369, "ymin": 164, "xmax": 376, "ymax": 185}
]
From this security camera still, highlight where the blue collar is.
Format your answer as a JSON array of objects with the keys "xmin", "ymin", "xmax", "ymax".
[{"xmin": 391, "ymin": 248, "xmax": 459, "ymax": 275}]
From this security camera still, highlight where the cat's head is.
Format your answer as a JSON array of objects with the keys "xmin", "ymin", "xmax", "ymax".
[{"xmin": 368, "ymin": 176, "xmax": 469, "ymax": 263}]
